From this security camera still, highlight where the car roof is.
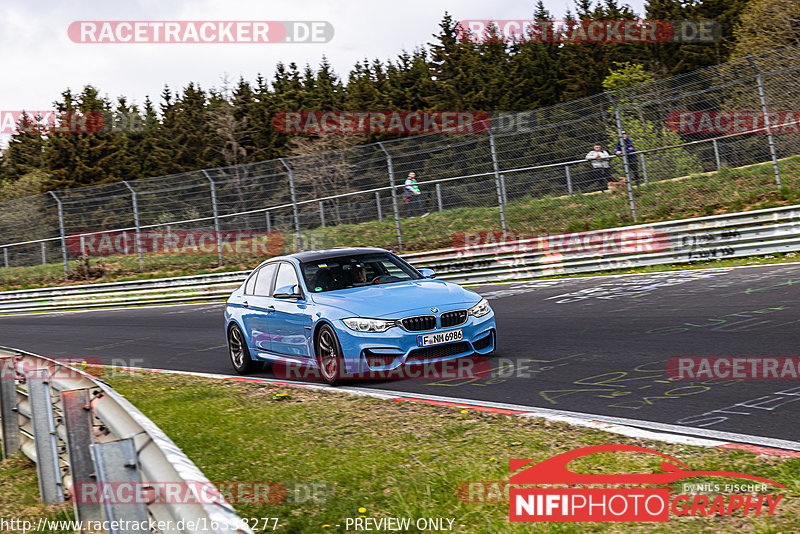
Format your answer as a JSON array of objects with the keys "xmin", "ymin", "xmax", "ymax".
[{"xmin": 287, "ymin": 247, "xmax": 390, "ymax": 263}]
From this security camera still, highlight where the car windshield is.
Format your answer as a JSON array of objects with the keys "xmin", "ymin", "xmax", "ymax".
[{"xmin": 300, "ymin": 253, "xmax": 421, "ymax": 293}]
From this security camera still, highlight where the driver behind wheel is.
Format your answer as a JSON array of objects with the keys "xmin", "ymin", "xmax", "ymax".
[{"xmin": 351, "ymin": 263, "xmax": 368, "ymax": 285}]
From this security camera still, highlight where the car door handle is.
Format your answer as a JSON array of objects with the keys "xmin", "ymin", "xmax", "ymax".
[
  {"xmin": 265, "ymin": 305, "xmax": 275, "ymax": 313},
  {"xmin": 242, "ymin": 300, "xmax": 249, "ymax": 308}
]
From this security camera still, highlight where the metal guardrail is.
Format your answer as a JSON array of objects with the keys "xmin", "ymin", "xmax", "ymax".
[
  {"xmin": 0, "ymin": 347, "xmax": 251, "ymax": 534},
  {"xmin": 0, "ymin": 203, "xmax": 799, "ymax": 314},
  {"xmin": 406, "ymin": 203, "xmax": 800, "ymax": 284}
]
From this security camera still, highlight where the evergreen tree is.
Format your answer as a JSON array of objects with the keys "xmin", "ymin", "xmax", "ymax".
[{"xmin": 0, "ymin": 113, "xmax": 46, "ymax": 182}]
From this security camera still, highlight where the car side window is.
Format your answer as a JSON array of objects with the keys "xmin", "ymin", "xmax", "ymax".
[
  {"xmin": 244, "ymin": 270, "xmax": 258, "ymax": 295},
  {"xmin": 274, "ymin": 262, "xmax": 300, "ymax": 294},
  {"xmin": 253, "ymin": 263, "xmax": 277, "ymax": 296}
]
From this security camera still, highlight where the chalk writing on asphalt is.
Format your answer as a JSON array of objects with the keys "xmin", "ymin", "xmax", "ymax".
[
  {"xmin": 674, "ymin": 385, "xmax": 800, "ymax": 428},
  {"xmin": 537, "ymin": 360, "xmax": 740, "ymax": 410},
  {"xmin": 545, "ymin": 269, "xmax": 732, "ymax": 304}
]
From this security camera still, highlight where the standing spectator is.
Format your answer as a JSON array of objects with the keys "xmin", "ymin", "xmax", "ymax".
[
  {"xmin": 404, "ymin": 172, "xmax": 426, "ymax": 217},
  {"xmin": 614, "ymin": 131, "xmax": 641, "ymax": 185},
  {"xmin": 585, "ymin": 144, "xmax": 611, "ymax": 190}
]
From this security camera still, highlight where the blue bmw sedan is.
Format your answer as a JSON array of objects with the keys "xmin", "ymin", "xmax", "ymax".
[{"xmin": 224, "ymin": 247, "xmax": 496, "ymax": 384}]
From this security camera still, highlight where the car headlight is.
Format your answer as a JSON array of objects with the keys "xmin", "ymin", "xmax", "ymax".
[
  {"xmin": 342, "ymin": 317, "xmax": 397, "ymax": 332},
  {"xmin": 468, "ymin": 298, "xmax": 492, "ymax": 317}
]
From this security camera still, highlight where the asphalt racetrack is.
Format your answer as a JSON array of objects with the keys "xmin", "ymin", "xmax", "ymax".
[{"xmin": 2, "ymin": 263, "xmax": 800, "ymax": 447}]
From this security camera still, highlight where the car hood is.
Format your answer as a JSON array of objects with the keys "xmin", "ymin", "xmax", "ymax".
[{"xmin": 309, "ymin": 279, "xmax": 480, "ymax": 318}]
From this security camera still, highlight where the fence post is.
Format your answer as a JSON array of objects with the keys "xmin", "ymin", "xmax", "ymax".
[
  {"xmin": 487, "ymin": 126, "xmax": 508, "ymax": 232},
  {"xmin": 279, "ymin": 158, "xmax": 303, "ymax": 252},
  {"xmin": 377, "ymin": 143, "xmax": 403, "ymax": 251},
  {"xmin": 640, "ymin": 153, "xmax": 649, "ymax": 187},
  {"xmin": 607, "ymin": 92, "xmax": 638, "ymax": 221},
  {"xmin": 265, "ymin": 211, "xmax": 271, "ymax": 233},
  {"xmin": 500, "ymin": 174, "xmax": 508, "ymax": 205},
  {"xmin": 27, "ymin": 371, "xmax": 65, "ymax": 504},
  {"xmin": 48, "ymin": 191, "xmax": 69, "ymax": 280},
  {"xmin": 375, "ymin": 192, "xmax": 382, "ymax": 222},
  {"xmin": 0, "ymin": 357, "xmax": 20, "ymax": 458},
  {"xmin": 122, "ymin": 181, "xmax": 144, "ymax": 271},
  {"xmin": 202, "ymin": 170, "xmax": 224, "ymax": 266},
  {"xmin": 60, "ymin": 388, "xmax": 103, "ymax": 523},
  {"xmin": 2, "ymin": 248, "xmax": 7, "ymax": 269},
  {"xmin": 436, "ymin": 183, "xmax": 443, "ymax": 212},
  {"xmin": 41, "ymin": 242, "xmax": 46, "ymax": 265},
  {"xmin": 712, "ymin": 139, "xmax": 722, "ymax": 171},
  {"xmin": 90, "ymin": 438, "xmax": 150, "ymax": 531},
  {"xmin": 747, "ymin": 57, "xmax": 782, "ymax": 188},
  {"xmin": 319, "ymin": 201, "xmax": 326, "ymax": 228},
  {"xmin": 565, "ymin": 166, "xmax": 573, "ymax": 197}
]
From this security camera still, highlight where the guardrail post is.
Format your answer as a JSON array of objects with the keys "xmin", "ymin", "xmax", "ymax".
[
  {"xmin": 319, "ymin": 201, "xmax": 326, "ymax": 228},
  {"xmin": 747, "ymin": 57, "xmax": 782, "ymax": 189},
  {"xmin": 377, "ymin": 143, "xmax": 403, "ymax": 251},
  {"xmin": 375, "ymin": 192, "xmax": 382, "ymax": 222},
  {"xmin": 48, "ymin": 191, "xmax": 69, "ymax": 280},
  {"xmin": 41, "ymin": 242, "xmax": 47, "ymax": 265},
  {"xmin": 279, "ymin": 158, "xmax": 303, "ymax": 252},
  {"xmin": 487, "ymin": 127, "xmax": 508, "ymax": 232},
  {"xmin": 640, "ymin": 153, "xmax": 649, "ymax": 187},
  {"xmin": 61, "ymin": 388, "xmax": 102, "ymax": 523},
  {"xmin": 202, "ymin": 170, "xmax": 224, "ymax": 267},
  {"xmin": 435, "ymin": 183, "xmax": 443, "ymax": 212},
  {"xmin": 565, "ymin": 166, "xmax": 573, "ymax": 197},
  {"xmin": 0, "ymin": 357, "xmax": 21, "ymax": 458},
  {"xmin": 122, "ymin": 181, "xmax": 145, "ymax": 271},
  {"xmin": 607, "ymin": 92, "xmax": 638, "ymax": 221},
  {"xmin": 27, "ymin": 371, "xmax": 65, "ymax": 504},
  {"xmin": 712, "ymin": 139, "xmax": 722, "ymax": 171},
  {"xmin": 91, "ymin": 438, "xmax": 150, "ymax": 532}
]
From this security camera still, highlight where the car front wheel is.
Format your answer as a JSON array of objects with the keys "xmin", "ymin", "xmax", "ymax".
[
  {"xmin": 228, "ymin": 324, "xmax": 264, "ymax": 375},
  {"xmin": 316, "ymin": 324, "xmax": 344, "ymax": 385}
]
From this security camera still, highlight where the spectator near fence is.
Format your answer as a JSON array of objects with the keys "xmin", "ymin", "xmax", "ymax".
[
  {"xmin": 614, "ymin": 131, "xmax": 641, "ymax": 185},
  {"xmin": 585, "ymin": 144, "xmax": 611, "ymax": 190},
  {"xmin": 404, "ymin": 172, "xmax": 427, "ymax": 217}
]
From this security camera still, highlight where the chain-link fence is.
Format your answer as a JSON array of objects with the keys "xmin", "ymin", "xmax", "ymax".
[{"xmin": 3, "ymin": 46, "xmax": 800, "ymax": 279}]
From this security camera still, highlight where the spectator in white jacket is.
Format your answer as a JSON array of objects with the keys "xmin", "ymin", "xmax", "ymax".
[{"xmin": 585, "ymin": 144, "xmax": 611, "ymax": 190}]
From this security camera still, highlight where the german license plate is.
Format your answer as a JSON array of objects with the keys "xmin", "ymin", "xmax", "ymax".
[{"xmin": 418, "ymin": 329, "xmax": 463, "ymax": 347}]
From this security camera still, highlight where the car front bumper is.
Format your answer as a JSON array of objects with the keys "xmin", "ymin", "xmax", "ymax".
[{"xmin": 334, "ymin": 310, "xmax": 496, "ymax": 375}]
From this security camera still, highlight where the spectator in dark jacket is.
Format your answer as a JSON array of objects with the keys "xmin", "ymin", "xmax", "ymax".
[{"xmin": 614, "ymin": 132, "xmax": 641, "ymax": 185}]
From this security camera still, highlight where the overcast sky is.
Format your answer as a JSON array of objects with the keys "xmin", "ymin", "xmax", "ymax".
[{"xmin": 1, "ymin": 0, "xmax": 646, "ymax": 121}]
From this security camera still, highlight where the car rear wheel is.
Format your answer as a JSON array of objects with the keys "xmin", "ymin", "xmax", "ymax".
[
  {"xmin": 228, "ymin": 324, "xmax": 264, "ymax": 375},
  {"xmin": 316, "ymin": 324, "xmax": 344, "ymax": 385}
]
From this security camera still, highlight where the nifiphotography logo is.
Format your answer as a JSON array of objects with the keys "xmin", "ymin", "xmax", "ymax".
[{"xmin": 508, "ymin": 444, "xmax": 784, "ymax": 522}]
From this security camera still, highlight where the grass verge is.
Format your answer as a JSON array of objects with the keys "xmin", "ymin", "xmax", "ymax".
[{"xmin": 2, "ymin": 370, "xmax": 798, "ymax": 533}]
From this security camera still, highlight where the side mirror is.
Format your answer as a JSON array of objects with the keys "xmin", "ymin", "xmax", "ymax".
[
  {"xmin": 419, "ymin": 268, "xmax": 436, "ymax": 279},
  {"xmin": 274, "ymin": 284, "xmax": 302, "ymax": 299}
]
